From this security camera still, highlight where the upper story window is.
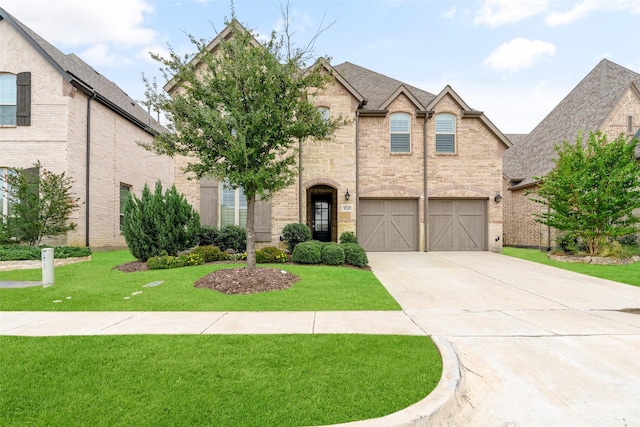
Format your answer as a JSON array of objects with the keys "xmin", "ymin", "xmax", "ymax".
[
  {"xmin": 435, "ymin": 113, "xmax": 456, "ymax": 153},
  {"xmin": 0, "ymin": 74, "xmax": 17, "ymax": 126},
  {"xmin": 0, "ymin": 72, "xmax": 31, "ymax": 127},
  {"xmin": 318, "ymin": 106, "xmax": 330, "ymax": 121},
  {"xmin": 390, "ymin": 112, "xmax": 410, "ymax": 153}
]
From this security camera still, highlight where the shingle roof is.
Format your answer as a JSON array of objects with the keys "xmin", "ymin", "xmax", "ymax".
[
  {"xmin": 504, "ymin": 59, "xmax": 640, "ymax": 188},
  {"xmin": 0, "ymin": 7, "xmax": 164, "ymax": 135},
  {"xmin": 333, "ymin": 62, "xmax": 436, "ymax": 110}
]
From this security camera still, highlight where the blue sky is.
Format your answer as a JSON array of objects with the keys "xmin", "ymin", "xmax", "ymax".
[{"xmin": 3, "ymin": 0, "xmax": 640, "ymax": 133}]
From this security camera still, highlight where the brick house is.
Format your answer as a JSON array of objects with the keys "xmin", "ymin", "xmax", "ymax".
[
  {"xmin": 503, "ymin": 59, "xmax": 640, "ymax": 249},
  {"xmin": 0, "ymin": 7, "xmax": 174, "ymax": 248},
  {"xmin": 173, "ymin": 24, "xmax": 511, "ymax": 252}
]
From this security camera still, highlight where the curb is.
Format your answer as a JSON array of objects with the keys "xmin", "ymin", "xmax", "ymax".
[{"xmin": 318, "ymin": 335, "xmax": 462, "ymax": 426}]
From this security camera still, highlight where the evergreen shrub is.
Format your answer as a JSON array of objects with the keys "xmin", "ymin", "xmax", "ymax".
[
  {"xmin": 321, "ymin": 242, "xmax": 345, "ymax": 265},
  {"xmin": 256, "ymin": 246, "xmax": 287, "ymax": 263},
  {"xmin": 339, "ymin": 231, "xmax": 358, "ymax": 244},
  {"xmin": 214, "ymin": 225, "xmax": 246, "ymax": 253},
  {"xmin": 292, "ymin": 240, "xmax": 321, "ymax": 264},
  {"xmin": 341, "ymin": 243, "xmax": 369, "ymax": 268},
  {"xmin": 282, "ymin": 223, "xmax": 311, "ymax": 252}
]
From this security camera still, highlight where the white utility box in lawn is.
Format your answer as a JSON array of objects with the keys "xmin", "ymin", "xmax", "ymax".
[{"xmin": 41, "ymin": 248, "xmax": 54, "ymax": 286}]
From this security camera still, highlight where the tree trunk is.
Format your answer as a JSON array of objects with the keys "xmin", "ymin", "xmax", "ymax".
[{"xmin": 246, "ymin": 192, "xmax": 256, "ymax": 269}]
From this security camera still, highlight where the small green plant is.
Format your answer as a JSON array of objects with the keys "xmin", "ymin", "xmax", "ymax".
[
  {"xmin": 198, "ymin": 226, "xmax": 219, "ymax": 246},
  {"xmin": 185, "ymin": 252, "xmax": 205, "ymax": 266},
  {"xmin": 0, "ymin": 245, "xmax": 91, "ymax": 261},
  {"xmin": 341, "ymin": 243, "xmax": 368, "ymax": 268},
  {"xmin": 282, "ymin": 223, "xmax": 311, "ymax": 253},
  {"xmin": 321, "ymin": 242, "xmax": 345, "ymax": 265},
  {"xmin": 147, "ymin": 254, "xmax": 187, "ymax": 270},
  {"xmin": 190, "ymin": 245, "xmax": 228, "ymax": 262},
  {"xmin": 214, "ymin": 225, "xmax": 246, "ymax": 253},
  {"xmin": 292, "ymin": 241, "xmax": 321, "ymax": 264},
  {"xmin": 256, "ymin": 246, "xmax": 287, "ymax": 263},
  {"xmin": 339, "ymin": 231, "xmax": 358, "ymax": 244}
]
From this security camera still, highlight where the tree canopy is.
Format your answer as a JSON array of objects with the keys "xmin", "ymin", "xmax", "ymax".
[
  {"xmin": 143, "ymin": 15, "xmax": 344, "ymax": 268},
  {"xmin": 531, "ymin": 131, "xmax": 640, "ymax": 255}
]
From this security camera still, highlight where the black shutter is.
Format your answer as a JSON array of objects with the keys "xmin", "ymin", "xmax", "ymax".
[{"xmin": 16, "ymin": 72, "xmax": 31, "ymax": 126}]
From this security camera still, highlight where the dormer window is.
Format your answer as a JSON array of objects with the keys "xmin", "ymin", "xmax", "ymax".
[{"xmin": 390, "ymin": 112, "xmax": 410, "ymax": 153}]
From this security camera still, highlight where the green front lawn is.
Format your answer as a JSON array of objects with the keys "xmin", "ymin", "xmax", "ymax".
[
  {"xmin": 0, "ymin": 334, "xmax": 442, "ymax": 427},
  {"xmin": 502, "ymin": 247, "xmax": 640, "ymax": 287},
  {"xmin": 0, "ymin": 251, "xmax": 400, "ymax": 311}
]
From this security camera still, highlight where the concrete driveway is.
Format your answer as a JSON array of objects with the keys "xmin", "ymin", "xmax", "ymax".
[{"xmin": 367, "ymin": 251, "xmax": 640, "ymax": 426}]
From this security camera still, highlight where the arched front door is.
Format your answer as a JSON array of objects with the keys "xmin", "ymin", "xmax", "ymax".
[
  {"xmin": 307, "ymin": 185, "xmax": 337, "ymax": 242},
  {"xmin": 312, "ymin": 195, "xmax": 331, "ymax": 242}
]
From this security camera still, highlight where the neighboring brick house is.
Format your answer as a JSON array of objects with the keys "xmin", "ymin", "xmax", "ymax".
[
  {"xmin": 503, "ymin": 59, "xmax": 640, "ymax": 249},
  {"xmin": 174, "ymin": 23, "xmax": 511, "ymax": 252},
  {"xmin": 0, "ymin": 7, "xmax": 174, "ymax": 247}
]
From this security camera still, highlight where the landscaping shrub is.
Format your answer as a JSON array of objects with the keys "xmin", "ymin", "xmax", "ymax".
[
  {"xmin": 292, "ymin": 241, "xmax": 321, "ymax": 264},
  {"xmin": 214, "ymin": 225, "xmax": 246, "ymax": 253},
  {"xmin": 198, "ymin": 225, "xmax": 219, "ymax": 246},
  {"xmin": 0, "ymin": 245, "xmax": 91, "ymax": 261},
  {"xmin": 122, "ymin": 181, "xmax": 200, "ymax": 261},
  {"xmin": 256, "ymin": 246, "xmax": 287, "ymax": 263},
  {"xmin": 282, "ymin": 223, "xmax": 311, "ymax": 252},
  {"xmin": 321, "ymin": 242, "xmax": 345, "ymax": 265},
  {"xmin": 190, "ymin": 245, "xmax": 228, "ymax": 262},
  {"xmin": 339, "ymin": 231, "xmax": 358, "ymax": 244},
  {"xmin": 341, "ymin": 243, "xmax": 369, "ymax": 268},
  {"xmin": 617, "ymin": 233, "xmax": 639, "ymax": 247},
  {"xmin": 147, "ymin": 254, "xmax": 186, "ymax": 270}
]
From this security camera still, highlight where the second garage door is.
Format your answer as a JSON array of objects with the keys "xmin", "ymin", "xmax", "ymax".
[
  {"xmin": 359, "ymin": 199, "xmax": 418, "ymax": 251},
  {"xmin": 428, "ymin": 199, "xmax": 487, "ymax": 251}
]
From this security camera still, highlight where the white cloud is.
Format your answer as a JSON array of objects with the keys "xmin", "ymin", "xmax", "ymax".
[
  {"xmin": 484, "ymin": 38, "xmax": 556, "ymax": 73},
  {"xmin": 137, "ymin": 45, "xmax": 172, "ymax": 64},
  {"xmin": 474, "ymin": 0, "xmax": 548, "ymax": 27},
  {"xmin": 1, "ymin": 0, "xmax": 157, "ymax": 47},
  {"xmin": 546, "ymin": 0, "xmax": 640, "ymax": 25},
  {"xmin": 78, "ymin": 44, "xmax": 121, "ymax": 67}
]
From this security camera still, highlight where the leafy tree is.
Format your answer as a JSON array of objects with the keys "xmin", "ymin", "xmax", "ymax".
[
  {"xmin": 531, "ymin": 131, "xmax": 640, "ymax": 255},
  {"xmin": 142, "ymin": 11, "xmax": 344, "ymax": 268},
  {"xmin": 122, "ymin": 181, "xmax": 200, "ymax": 261},
  {"xmin": 1, "ymin": 161, "xmax": 80, "ymax": 246}
]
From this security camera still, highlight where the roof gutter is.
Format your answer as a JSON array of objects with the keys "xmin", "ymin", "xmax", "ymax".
[{"xmin": 357, "ymin": 109, "xmax": 388, "ymax": 117}]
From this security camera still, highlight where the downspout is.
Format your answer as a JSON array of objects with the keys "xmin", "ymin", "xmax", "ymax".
[
  {"xmin": 298, "ymin": 137, "xmax": 303, "ymax": 223},
  {"xmin": 355, "ymin": 110, "xmax": 360, "ymax": 237},
  {"xmin": 423, "ymin": 113, "xmax": 428, "ymax": 252},
  {"xmin": 85, "ymin": 92, "xmax": 95, "ymax": 247}
]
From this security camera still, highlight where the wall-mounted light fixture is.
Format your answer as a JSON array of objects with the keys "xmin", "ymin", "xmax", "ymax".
[
  {"xmin": 494, "ymin": 192, "xmax": 502, "ymax": 203},
  {"xmin": 345, "ymin": 189, "xmax": 351, "ymax": 201}
]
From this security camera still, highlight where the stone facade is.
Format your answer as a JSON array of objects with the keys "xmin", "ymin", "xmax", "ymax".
[{"xmin": 0, "ymin": 17, "xmax": 174, "ymax": 248}]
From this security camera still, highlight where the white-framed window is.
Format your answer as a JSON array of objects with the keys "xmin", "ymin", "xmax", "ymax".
[
  {"xmin": 119, "ymin": 183, "xmax": 131, "ymax": 231},
  {"xmin": 435, "ymin": 113, "xmax": 456, "ymax": 153},
  {"xmin": 221, "ymin": 183, "xmax": 247, "ymax": 228},
  {"xmin": 390, "ymin": 112, "xmax": 411, "ymax": 153},
  {"xmin": 318, "ymin": 106, "xmax": 330, "ymax": 121},
  {"xmin": 1, "ymin": 167, "xmax": 13, "ymax": 218},
  {"xmin": 0, "ymin": 74, "xmax": 17, "ymax": 126}
]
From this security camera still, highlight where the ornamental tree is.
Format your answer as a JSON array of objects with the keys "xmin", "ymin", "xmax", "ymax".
[
  {"xmin": 531, "ymin": 131, "xmax": 640, "ymax": 255},
  {"xmin": 142, "ymin": 13, "xmax": 344, "ymax": 268},
  {"xmin": 1, "ymin": 161, "xmax": 80, "ymax": 246}
]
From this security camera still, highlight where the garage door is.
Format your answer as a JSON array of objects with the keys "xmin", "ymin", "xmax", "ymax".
[
  {"xmin": 428, "ymin": 200, "xmax": 487, "ymax": 251},
  {"xmin": 359, "ymin": 199, "xmax": 418, "ymax": 251}
]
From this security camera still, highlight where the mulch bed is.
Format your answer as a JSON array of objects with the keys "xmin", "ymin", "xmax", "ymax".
[{"xmin": 114, "ymin": 260, "xmax": 300, "ymax": 294}]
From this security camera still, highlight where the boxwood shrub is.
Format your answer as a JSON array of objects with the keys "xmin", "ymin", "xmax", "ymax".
[
  {"xmin": 281, "ymin": 223, "xmax": 311, "ymax": 253},
  {"xmin": 292, "ymin": 240, "xmax": 322, "ymax": 264},
  {"xmin": 190, "ymin": 245, "xmax": 228, "ymax": 262},
  {"xmin": 256, "ymin": 246, "xmax": 287, "ymax": 263},
  {"xmin": 339, "ymin": 231, "xmax": 358, "ymax": 244},
  {"xmin": 341, "ymin": 243, "xmax": 369, "ymax": 268},
  {"xmin": 321, "ymin": 242, "xmax": 345, "ymax": 265}
]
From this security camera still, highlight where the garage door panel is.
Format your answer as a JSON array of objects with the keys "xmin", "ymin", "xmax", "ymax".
[
  {"xmin": 429, "ymin": 200, "xmax": 486, "ymax": 251},
  {"xmin": 359, "ymin": 199, "xmax": 418, "ymax": 252}
]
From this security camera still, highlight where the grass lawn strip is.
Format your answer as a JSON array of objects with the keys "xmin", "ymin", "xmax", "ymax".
[
  {"xmin": 0, "ymin": 334, "xmax": 442, "ymax": 427},
  {"xmin": 502, "ymin": 247, "xmax": 640, "ymax": 287},
  {"xmin": 0, "ymin": 251, "xmax": 400, "ymax": 311}
]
